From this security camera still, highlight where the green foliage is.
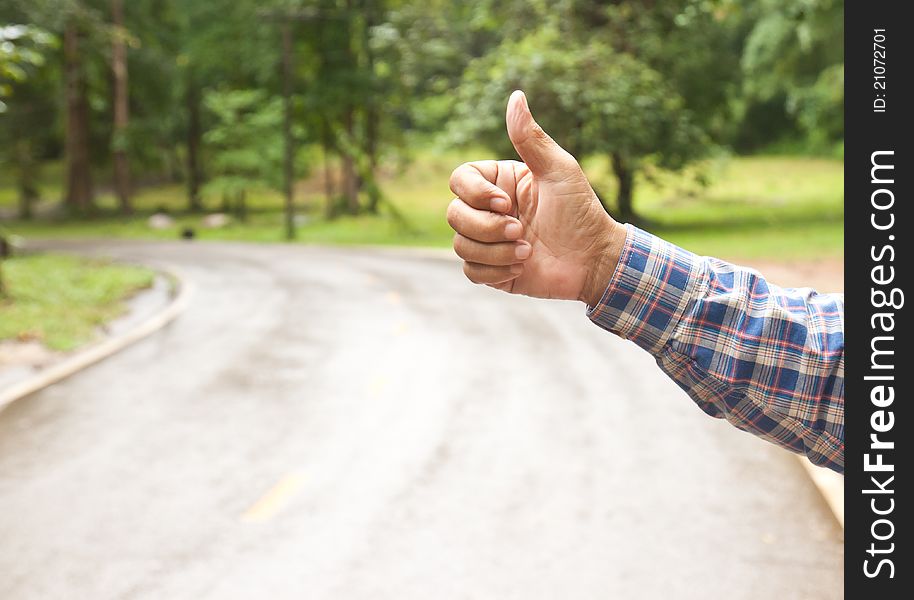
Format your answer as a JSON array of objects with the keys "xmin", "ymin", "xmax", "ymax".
[
  {"xmin": 0, "ymin": 24, "xmax": 57, "ymax": 112},
  {"xmin": 202, "ymin": 89, "xmax": 287, "ymax": 198},
  {"xmin": 0, "ymin": 0, "xmax": 844, "ymax": 231},
  {"xmin": 0, "ymin": 19, "xmax": 60, "ymax": 219},
  {"xmin": 737, "ymin": 0, "xmax": 843, "ymax": 150},
  {"xmin": 453, "ymin": 28, "xmax": 708, "ymax": 171},
  {"xmin": 382, "ymin": 0, "xmax": 505, "ymax": 132},
  {"xmin": 594, "ymin": 0, "xmax": 745, "ymax": 140}
]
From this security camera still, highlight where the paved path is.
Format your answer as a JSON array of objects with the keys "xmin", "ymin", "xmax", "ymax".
[{"xmin": 0, "ymin": 240, "xmax": 843, "ymax": 599}]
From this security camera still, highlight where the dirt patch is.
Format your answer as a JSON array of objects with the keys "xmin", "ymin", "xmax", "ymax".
[
  {"xmin": 0, "ymin": 340, "xmax": 61, "ymax": 392},
  {"xmin": 0, "ymin": 340, "xmax": 59, "ymax": 369},
  {"xmin": 736, "ymin": 257, "xmax": 843, "ymax": 294}
]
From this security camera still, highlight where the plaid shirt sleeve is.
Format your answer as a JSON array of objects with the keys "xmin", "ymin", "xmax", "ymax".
[{"xmin": 587, "ymin": 225, "xmax": 845, "ymax": 473}]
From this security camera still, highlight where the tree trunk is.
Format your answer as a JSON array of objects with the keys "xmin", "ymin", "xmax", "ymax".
[
  {"xmin": 363, "ymin": 2, "xmax": 381, "ymax": 214},
  {"xmin": 111, "ymin": 0, "xmax": 131, "ymax": 214},
  {"xmin": 341, "ymin": 108, "xmax": 359, "ymax": 215},
  {"xmin": 64, "ymin": 20, "xmax": 94, "ymax": 213},
  {"xmin": 0, "ymin": 239, "xmax": 7, "ymax": 297},
  {"xmin": 280, "ymin": 23, "xmax": 296, "ymax": 240},
  {"xmin": 341, "ymin": 1, "xmax": 360, "ymax": 215},
  {"xmin": 611, "ymin": 152, "xmax": 636, "ymax": 221},
  {"xmin": 364, "ymin": 112, "xmax": 380, "ymax": 213},
  {"xmin": 0, "ymin": 233, "xmax": 10, "ymax": 293},
  {"xmin": 185, "ymin": 74, "xmax": 203, "ymax": 212},
  {"xmin": 236, "ymin": 189, "xmax": 247, "ymax": 222},
  {"xmin": 15, "ymin": 139, "xmax": 39, "ymax": 220},
  {"xmin": 322, "ymin": 121, "xmax": 336, "ymax": 219}
]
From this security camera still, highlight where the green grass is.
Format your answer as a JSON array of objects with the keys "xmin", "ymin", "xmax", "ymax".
[
  {"xmin": 0, "ymin": 161, "xmax": 65, "ymax": 209},
  {"xmin": 0, "ymin": 254, "xmax": 155, "ymax": 351},
  {"xmin": 0, "ymin": 153, "xmax": 843, "ymax": 261},
  {"xmin": 614, "ymin": 155, "xmax": 844, "ymax": 259}
]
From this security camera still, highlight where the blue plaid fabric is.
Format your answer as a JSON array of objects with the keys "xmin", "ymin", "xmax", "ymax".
[{"xmin": 588, "ymin": 225, "xmax": 845, "ymax": 473}]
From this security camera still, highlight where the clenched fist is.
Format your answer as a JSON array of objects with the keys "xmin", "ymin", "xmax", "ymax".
[{"xmin": 447, "ymin": 91, "xmax": 628, "ymax": 306}]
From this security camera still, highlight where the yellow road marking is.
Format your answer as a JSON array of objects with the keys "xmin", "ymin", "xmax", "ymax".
[
  {"xmin": 367, "ymin": 374, "xmax": 389, "ymax": 396},
  {"xmin": 241, "ymin": 473, "xmax": 306, "ymax": 523}
]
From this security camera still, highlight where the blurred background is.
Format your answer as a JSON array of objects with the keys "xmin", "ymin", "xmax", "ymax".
[{"xmin": 1, "ymin": 1, "xmax": 843, "ymax": 599}]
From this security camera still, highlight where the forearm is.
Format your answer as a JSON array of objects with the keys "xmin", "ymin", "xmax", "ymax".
[{"xmin": 587, "ymin": 225, "xmax": 846, "ymax": 473}]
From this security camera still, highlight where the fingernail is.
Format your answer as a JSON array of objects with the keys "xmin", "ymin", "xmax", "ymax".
[
  {"xmin": 515, "ymin": 243, "xmax": 531, "ymax": 260},
  {"xmin": 491, "ymin": 197, "xmax": 509, "ymax": 213},
  {"xmin": 505, "ymin": 222, "xmax": 522, "ymax": 239}
]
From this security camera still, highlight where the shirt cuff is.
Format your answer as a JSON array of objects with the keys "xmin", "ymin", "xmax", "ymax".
[{"xmin": 586, "ymin": 224, "xmax": 705, "ymax": 355}]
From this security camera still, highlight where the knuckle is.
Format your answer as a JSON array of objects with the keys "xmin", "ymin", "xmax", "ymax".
[
  {"xmin": 452, "ymin": 233, "xmax": 467, "ymax": 258},
  {"xmin": 558, "ymin": 150, "xmax": 581, "ymax": 171},
  {"xmin": 446, "ymin": 199, "xmax": 462, "ymax": 230},
  {"xmin": 462, "ymin": 261, "xmax": 481, "ymax": 284},
  {"xmin": 448, "ymin": 163, "xmax": 470, "ymax": 194},
  {"xmin": 530, "ymin": 122, "xmax": 547, "ymax": 140},
  {"xmin": 481, "ymin": 213, "xmax": 503, "ymax": 240}
]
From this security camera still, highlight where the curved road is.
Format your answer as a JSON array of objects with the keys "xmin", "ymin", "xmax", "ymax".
[{"xmin": 0, "ymin": 240, "xmax": 842, "ymax": 599}]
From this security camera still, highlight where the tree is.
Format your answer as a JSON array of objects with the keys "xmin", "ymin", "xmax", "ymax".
[
  {"xmin": 1, "ymin": 22, "xmax": 57, "ymax": 294},
  {"xmin": 403, "ymin": 0, "xmax": 738, "ymax": 220},
  {"xmin": 739, "ymin": 0, "xmax": 843, "ymax": 150},
  {"xmin": 183, "ymin": 69, "xmax": 204, "ymax": 211},
  {"xmin": 302, "ymin": 0, "xmax": 408, "ymax": 218},
  {"xmin": 0, "ymin": 23, "xmax": 58, "ymax": 219},
  {"xmin": 110, "ymin": 0, "xmax": 130, "ymax": 213},
  {"xmin": 202, "ymin": 88, "xmax": 288, "ymax": 222},
  {"xmin": 339, "ymin": 0, "xmax": 360, "ymax": 214},
  {"xmin": 1, "ymin": 24, "xmax": 55, "ymax": 111},
  {"xmin": 8, "ymin": 0, "xmax": 155, "ymax": 215},
  {"xmin": 452, "ymin": 28, "xmax": 707, "ymax": 220},
  {"xmin": 1, "ymin": 0, "xmax": 842, "ymax": 234},
  {"xmin": 63, "ymin": 14, "xmax": 94, "ymax": 212},
  {"xmin": 174, "ymin": 0, "xmax": 281, "ymax": 211}
]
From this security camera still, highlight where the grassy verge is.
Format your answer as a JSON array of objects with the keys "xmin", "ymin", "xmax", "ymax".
[
  {"xmin": 618, "ymin": 155, "xmax": 844, "ymax": 260},
  {"xmin": 1, "ymin": 154, "xmax": 842, "ymax": 261},
  {"xmin": 0, "ymin": 254, "xmax": 155, "ymax": 351}
]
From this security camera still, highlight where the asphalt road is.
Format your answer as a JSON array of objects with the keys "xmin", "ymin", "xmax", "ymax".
[{"xmin": 0, "ymin": 240, "xmax": 843, "ymax": 599}]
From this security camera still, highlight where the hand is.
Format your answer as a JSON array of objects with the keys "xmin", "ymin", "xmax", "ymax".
[{"xmin": 447, "ymin": 90, "xmax": 627, "ymax": 305}]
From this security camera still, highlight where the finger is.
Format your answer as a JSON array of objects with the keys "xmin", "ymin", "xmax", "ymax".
[
  {"xmin": 463, "ymin": 261, "xmax": 523, "ymax": 285},
  {"xmin": 494, "ymin": 160, "xmax": 522, "ymax": 215},
  {"xmin": 447, "ymin": 198, "xmax": 524, "ymax": 243},
  {"xmin": 449, "ymin": 161, "xmax": 513, "ymax": 213},
  {"xmin": 453, "ymin": 233, "xmax": 532, "ymax": 266},
  {"xmin": 505, "ymin": 90, "xmax": 577, "ymax": 177},
  {"xmin": 487, "ymin": 281, "xmax": 515, "ymax": 292}
]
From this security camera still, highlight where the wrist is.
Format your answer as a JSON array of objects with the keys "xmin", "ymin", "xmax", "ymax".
[{"xmin": 579, "ymin": 219, "xmax": 627, "ymax": 307}]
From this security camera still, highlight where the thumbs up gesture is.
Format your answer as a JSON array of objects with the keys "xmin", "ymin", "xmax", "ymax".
[{"xmin": 448, "ymin": 91, "xmax": 627, "ymax": 305}]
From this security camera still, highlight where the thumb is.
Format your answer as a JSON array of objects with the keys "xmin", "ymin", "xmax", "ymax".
[{"xmin": 506, "ymin": 90, "xmax": 576, "ymax": 176}]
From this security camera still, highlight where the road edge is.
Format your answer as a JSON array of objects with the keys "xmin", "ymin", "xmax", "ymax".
[
  {"xmin": 3, "ymin": 239, "xmax": 843, "ymax": 530},
  {"xmin": 0, "ymin": 267, "xmax": 194, "ymax": 412},
  {"xmin": 350, "ymin": 244, "xmax": 849, "ymax": 531}
]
